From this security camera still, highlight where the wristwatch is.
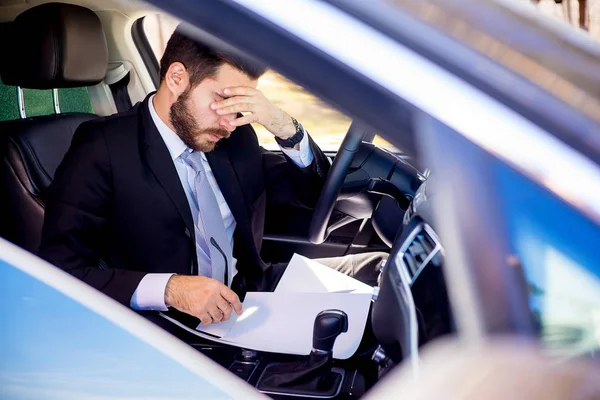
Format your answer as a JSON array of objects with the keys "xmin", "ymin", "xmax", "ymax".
[{"xmin": 275, "ymin": 116, "xmax": 304, "ymax": 148}]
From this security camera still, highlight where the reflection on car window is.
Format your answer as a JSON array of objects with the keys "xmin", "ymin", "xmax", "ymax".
[
  {"xmin": 499, "ymin": 164, "xmax": 600, "ymax": 360},
  {"xmin": 140, "ymin": 14, "xmax": 400, "ymax": 152},
  {"xmin": 0, "ymin": 260, "xmax": 233, "ymax": 399}
]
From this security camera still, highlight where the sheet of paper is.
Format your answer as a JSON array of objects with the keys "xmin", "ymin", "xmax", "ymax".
[
  {"xmin": 161, "ymin": 254, "xmax": 374, "ymax": 359},
  {"xmin": 218, "ymin": 292, "xmax": 372, "ymax": 359},
  {"xmin": 161, "ymin": 291, "xmax": 372, "ymax": 359},
  {"xmin": 194, "ymin": 307, "xmax": 239, "ymax": 338},
  {"xmin": 221, "ymin": 292, "xmax": 372, "ymax": 359},
  {"xmin": 159, "ymin": 312, "xmax": 232, "ymax": 342},
  {"xmin": 275, "ymin": 253, "xmax": 374, "ymax": 294}
]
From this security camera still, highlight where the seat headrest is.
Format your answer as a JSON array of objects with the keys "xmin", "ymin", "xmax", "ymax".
[{"xmin": 0, "ymin": 2, "xmax": 108, "ymax": 89}]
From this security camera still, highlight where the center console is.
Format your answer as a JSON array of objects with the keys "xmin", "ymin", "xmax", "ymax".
[{"xmin": 150, "ymin": 304, "xmax": 381, "ymax": 399}]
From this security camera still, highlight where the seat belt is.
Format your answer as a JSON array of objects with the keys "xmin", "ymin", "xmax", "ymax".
[
  {"xmin": 109, "ymin": 72, "xmax": 133, "ymax": 112},
  {"xmin": 105, "ymin": 61, "xmax": 133, "ymax": 112}
]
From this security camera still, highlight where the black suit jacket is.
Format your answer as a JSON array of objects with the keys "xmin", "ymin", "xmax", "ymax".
[{"xmin": 39, "ymin": 94, "xmax": 330, "ymax": 306}]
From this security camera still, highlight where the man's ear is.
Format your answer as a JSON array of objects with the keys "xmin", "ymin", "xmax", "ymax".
[{"xmin": 165, "ymin": 62, "xmax": 189, "ymax": 98}]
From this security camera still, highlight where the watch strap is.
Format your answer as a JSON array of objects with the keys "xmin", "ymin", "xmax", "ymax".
[{"xmin": 275, "ymin": 117, "xmax": 304, "ymax": 148}]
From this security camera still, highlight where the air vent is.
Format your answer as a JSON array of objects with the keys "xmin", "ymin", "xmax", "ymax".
[{"xmin": 400, "ymin": 224, "xmax": 443, "ymax": 283}]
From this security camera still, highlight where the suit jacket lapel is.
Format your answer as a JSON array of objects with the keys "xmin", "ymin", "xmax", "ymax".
[{"xmin": 138, "ymin": 95, "xmax": 195, "ymax": 242}]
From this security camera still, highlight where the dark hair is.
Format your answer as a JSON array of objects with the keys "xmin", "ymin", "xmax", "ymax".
[{"xmin": 159, "ymin": 25, "xmax": 266, "ymax": 86}]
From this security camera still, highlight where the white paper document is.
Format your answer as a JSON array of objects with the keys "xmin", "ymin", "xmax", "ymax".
[
  {"xmin": 163, "ymin": 254, "xmax": 374, "ymax": 359},
  {"xmin": 222, "ymin": 292, "xmax": 371, "ymax": 359},
  {"xmin": 276, "ymin": 253, "xmax": 374, "ymax": 294},
  {"xmin": 194, "ymin": 308, "xmax": 239, "ymax": 338}
]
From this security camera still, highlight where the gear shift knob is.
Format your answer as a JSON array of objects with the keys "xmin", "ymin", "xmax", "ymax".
[
  {"xmin": 312, "ymin": 310, "xmax": 349, "ymax": 353},
  {"xmin": 257, "ymin": 310, "xmax": 349, "ymax": 395}
]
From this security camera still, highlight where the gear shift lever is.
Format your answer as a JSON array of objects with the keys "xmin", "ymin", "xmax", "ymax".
[
  {"xmin": 256, "ymin": 310, "xmax": 349, "ymax": 397},
  {"xmin": 312, "ymin": 310, "xmax": 349, "ymax": 354}
]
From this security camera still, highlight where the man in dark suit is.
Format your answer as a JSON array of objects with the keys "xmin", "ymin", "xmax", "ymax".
[{"xmin": 39, "ymin": 27, "xmax": 384, "ymax": 328}]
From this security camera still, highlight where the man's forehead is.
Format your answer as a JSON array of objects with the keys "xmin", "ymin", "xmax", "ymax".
[{"xmin": 211, "ymin": 64, "xmax": 259, "ymax": 90}]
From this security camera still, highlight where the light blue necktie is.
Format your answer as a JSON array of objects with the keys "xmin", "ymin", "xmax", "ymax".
[{"xmin": 181, "ymin": 150, "xmax": 233, "ymax": 286}]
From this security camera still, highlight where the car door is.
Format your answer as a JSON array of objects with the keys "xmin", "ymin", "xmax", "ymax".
[{"xmin": 0, "ymin": 238, "xmax": 266, "ymax": 400}]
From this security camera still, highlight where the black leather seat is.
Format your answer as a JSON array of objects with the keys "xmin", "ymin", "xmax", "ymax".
[{"xmin": 0, "ymin": 3, "xmax": 108, "ymax": 253}]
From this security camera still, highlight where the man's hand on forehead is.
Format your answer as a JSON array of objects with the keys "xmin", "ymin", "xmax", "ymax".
[
  {"xmin": 211, "ymin": 86, "xmax": 297, "ymax": 141},
  {"xmin": 211, "ymin": 86, "xmax": 257, "ymax": 119}
]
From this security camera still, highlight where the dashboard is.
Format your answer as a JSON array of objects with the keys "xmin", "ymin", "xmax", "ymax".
[{"xmin": 371, "ymin": 175, "xmax": 454, "ymax": 364}]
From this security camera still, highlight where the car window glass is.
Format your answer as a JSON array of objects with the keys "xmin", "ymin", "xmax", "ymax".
[
  {"xmin": 499, "ymin": 163, "xmax": 600, "ymax": 360},
  {"xmin": 0, "ymin": 259, "xmax": 235, "ymax": 399},
  {"xmin": 140, "ymin": 14, "xmax": 400, "ymax": 153}
]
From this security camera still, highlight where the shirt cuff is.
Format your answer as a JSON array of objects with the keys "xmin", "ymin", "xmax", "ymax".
[
  {"xmin": 279, "ymin": 127, "xmax": 314, "ymax": 168},
  {"xmin": 130, "ymin": 273, "xmax": 175, "ymax": 311}
]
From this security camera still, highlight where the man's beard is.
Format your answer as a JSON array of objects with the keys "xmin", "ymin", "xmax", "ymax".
[{"xmin": 170, "ymin": 88, "xmax": 230, "ymax": 152}]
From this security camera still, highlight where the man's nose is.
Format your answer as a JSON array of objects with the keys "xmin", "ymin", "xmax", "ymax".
[
  {"xmin": 218, "ymin": 112, "xmax": 236, "ymax": 123},
  {"xmin": 218, "ymin": 114, "xmax": 236, "ymax": 129},
  {"xmin": 225, "ymin": 112, "xmax": 237, "ymax": 122},
  {"xmin": 218, "ymin": 114, "xmax": 237, "ymax": 132}
]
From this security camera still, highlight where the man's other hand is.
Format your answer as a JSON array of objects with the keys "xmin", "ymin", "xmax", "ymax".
[{"xmin": 164, "ymin": 275, "xmax": 243, "ymax": 326}]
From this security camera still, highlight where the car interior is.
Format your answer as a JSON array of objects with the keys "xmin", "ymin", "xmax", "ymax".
[{"xmin": 0, "ymin": 0, "xmax": 538, "ymax": 398}]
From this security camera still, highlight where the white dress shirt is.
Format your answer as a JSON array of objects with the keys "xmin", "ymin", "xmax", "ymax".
[{"xmin": 130, "ymin": 94, "xmax": 314, "ymax": 310}]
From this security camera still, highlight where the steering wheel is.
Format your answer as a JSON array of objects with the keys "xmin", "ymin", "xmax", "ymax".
[{"xmin": 309, "ymin": 122, "xmax": 370, "ymax": 244}]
